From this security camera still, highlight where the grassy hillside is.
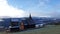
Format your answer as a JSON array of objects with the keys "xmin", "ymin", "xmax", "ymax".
[{"xmin": 1, "ymin": 25, "xmax": 60, "ymax": 34}]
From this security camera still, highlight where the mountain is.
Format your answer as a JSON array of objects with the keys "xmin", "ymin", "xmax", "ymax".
[{"xmin": 0, "ymin": 17, "xmax": 59, "ymax": 27}]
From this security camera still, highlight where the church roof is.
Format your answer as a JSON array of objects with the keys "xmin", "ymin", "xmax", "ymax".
[{"xmin": 21, "ymin": 14, "xmax": 35, "ymax": 25}]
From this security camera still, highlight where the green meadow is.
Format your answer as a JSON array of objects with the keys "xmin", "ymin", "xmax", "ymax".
[{"xmin": 1, "ymin": 25, "xmax": 60, "ymax": 34}]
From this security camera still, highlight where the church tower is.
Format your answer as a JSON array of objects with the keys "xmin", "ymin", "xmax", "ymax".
[{"xmin": 29, "ymin": 14, "xmax": 32, "ymax": 19}]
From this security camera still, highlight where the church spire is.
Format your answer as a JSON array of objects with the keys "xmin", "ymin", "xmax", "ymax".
[{"xmin": 29, "ymin": 14, "xmax": 32, "ymax": 19}]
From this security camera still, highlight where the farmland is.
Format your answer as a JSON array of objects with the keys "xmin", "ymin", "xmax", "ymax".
[{"xmin": 1, "ymin": 25, "xmax": 60, "ymax": 34}]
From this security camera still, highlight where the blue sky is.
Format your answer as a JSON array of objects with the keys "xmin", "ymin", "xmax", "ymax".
[{"xmin": 0, "ymin": 0, "xmax": 60, "ymax": 17}]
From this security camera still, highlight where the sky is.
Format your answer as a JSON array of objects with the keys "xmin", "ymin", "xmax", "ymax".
[{"xmin": 0, "ymin": 0, "xmax": 60, "ymax": 18}]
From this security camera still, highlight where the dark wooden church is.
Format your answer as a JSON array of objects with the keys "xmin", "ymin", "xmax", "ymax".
[{"xmin": 8, "ymin": 14, "xmax": 36, "ymax": 32}]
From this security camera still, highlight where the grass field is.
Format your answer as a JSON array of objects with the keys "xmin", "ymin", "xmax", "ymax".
[{"xmin": 1, "ymin": 25, "xmax": 60, "ymax": 34}]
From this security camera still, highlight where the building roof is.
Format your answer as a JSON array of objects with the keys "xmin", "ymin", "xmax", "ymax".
[{"xmin": 21, "ymin": 14, "xmax": 35, "ymax": 25}]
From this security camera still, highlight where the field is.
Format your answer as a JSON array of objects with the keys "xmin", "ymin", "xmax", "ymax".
[{"xmin": 1, "ymin": 25, "xmax": 60, "ymax": 34}]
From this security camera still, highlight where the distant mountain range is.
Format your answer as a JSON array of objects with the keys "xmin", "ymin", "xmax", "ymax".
[{"xmin": 0, "ymin": 17, "xmax": 60, "ymax": 28}]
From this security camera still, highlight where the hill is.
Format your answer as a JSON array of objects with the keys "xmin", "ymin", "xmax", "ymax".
[{"xmin": 1, "ymin": 25, "xmax": 60, "ymax": 34}]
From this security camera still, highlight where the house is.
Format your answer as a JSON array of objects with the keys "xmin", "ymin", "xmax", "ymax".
[{"xmin": 9, "ymin": 18, "xmax": 20, "ymax": 32}]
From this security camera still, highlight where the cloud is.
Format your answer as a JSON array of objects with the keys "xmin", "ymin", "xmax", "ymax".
[
  {"xmin": 0, "ymin": 0, "xmax": 26, "ymax": 18},
  {"xmin": 1, "ymin": 0, "xmax": 59, "ymax": 18}
]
